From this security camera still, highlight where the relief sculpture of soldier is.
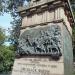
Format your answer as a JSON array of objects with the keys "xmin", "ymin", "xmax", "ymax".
[{"xmin": 18, "ymin": 25, "xmax": 62, "ymax": 60}]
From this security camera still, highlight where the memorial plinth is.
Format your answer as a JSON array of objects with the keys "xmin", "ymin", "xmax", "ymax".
[{"xmin": 12, "ymin": 0, "xmax": 74, "ymax": 75}]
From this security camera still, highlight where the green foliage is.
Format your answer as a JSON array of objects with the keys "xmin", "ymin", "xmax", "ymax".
[
  {"xmin": 73, "ymin": 27, "xmax": 75, "ymax": 60},
  {"xmin": 0, "ymin": 0, "xmax": 26, "ymax": 73},
  {"xmin": 0, "ymin": 28, "xmax": 5, "ymax": 45},
  {"xmin": 0, "ymin": 0, "xmax": 29, "ymax": 15},
  {"xmin": 0, "ymin": 28, "xmax": 15, "ymax": 73},
  {"xmin": 70, "ymin": 0, "xmax": 75, "ymax": 61},
  {"xmin": 0, "ymin": 46, "xmax": 15, "ymax": 72}
]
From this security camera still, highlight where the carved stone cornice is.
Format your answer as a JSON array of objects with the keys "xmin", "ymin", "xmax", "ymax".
[
  {"xmin": 20, "ymin": 19, "xmax": 63, "ymax": 30},
  {"xmin": 18, "ymin": 0, "xmax": 62, "ymax": 16},
  {"xmin": 18, "ymin": 0, "xmax": 75, "ymax": 26}
]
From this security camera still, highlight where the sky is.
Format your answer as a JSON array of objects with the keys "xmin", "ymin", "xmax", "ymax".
[
  {"xmin": 0, "ymin": 0, "xmax": 28, "ymax": 34},
  {"xmin": 0, "ymin": 13, "xmax": 13, "ymax": 45},
  {"xmin": 0, "ymin": 1, "xmax": 28, "ymax": 46},
  {"xmin": 0, "ymin": 13, "xmax": 13, "ymax": 35}
]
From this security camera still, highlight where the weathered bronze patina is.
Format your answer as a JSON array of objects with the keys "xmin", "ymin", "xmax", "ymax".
[{"xmin": 18, "ymin": 25, "xmax": 62, "ymax": 59}]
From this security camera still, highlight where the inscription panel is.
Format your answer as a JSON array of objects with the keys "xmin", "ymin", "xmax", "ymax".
[{"xmin": 12, "ymin": 57, "xmax": 64, "ymax": 75}]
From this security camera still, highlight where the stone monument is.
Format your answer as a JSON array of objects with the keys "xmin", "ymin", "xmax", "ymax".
[{"xmin": 12, "ymin": 0, "xmax": 74, "ymax": 75}]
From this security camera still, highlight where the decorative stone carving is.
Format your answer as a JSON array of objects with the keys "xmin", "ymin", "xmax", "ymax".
[{"xmin": 18, "ymin": 25, "xmax": 62, "ymax": 59}]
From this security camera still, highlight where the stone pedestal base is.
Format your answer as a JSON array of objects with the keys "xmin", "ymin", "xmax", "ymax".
[{"xmin": 12, "ymin": 57, "xmax": 64, "ymax": 75}]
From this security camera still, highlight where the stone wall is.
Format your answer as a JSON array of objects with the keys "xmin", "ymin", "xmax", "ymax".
[
  {"xmin": 21, "ymin": 7, "xmax": 72, "ymax": 35},
  {"xmin": 13, "ymin": 0, "xmax": 74, "ymax": 75},
  {"xmin": 62, "ymin": 24, "xmax": 73, "ymax": 75}
]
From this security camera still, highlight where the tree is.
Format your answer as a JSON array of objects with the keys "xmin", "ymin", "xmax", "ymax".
[
  {"xmin": 0, "ymin": 27, "xmax": 15, "ymax": 73},
  {"xmin": 0, "ymin": 28, "xmax": 5, "ymax": 45},
  {"xmin": 70, "ymin": 0, "xmax": 75, "ymax": 61},
  {"xmin": 0, "ymin": 0, "xmax": 28, "ymax": 73},
  {"xmin": 0, "ymin": 46, "xmax": 14, "ymax": 72}
]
